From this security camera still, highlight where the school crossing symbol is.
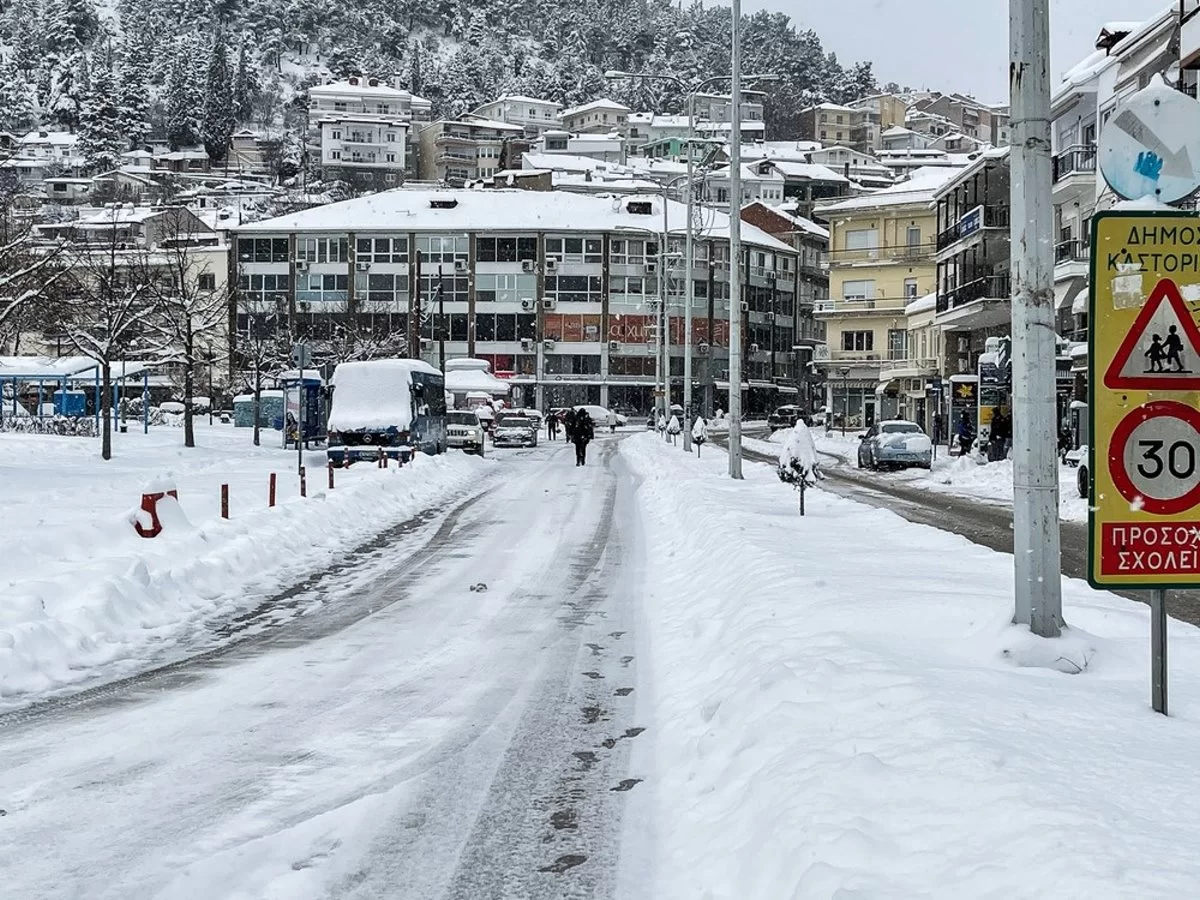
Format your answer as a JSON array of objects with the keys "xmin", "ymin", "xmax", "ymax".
[{"xmin": 1103, "ymin": 278, "xmax": 1200, "ymax": 390}]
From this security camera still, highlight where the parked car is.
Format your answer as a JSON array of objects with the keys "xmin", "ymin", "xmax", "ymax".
[
  {"xmin": 811, "ymin": 406, "xmax": 828, "ymax": 427},
  {"xmin": 493, "ymin": 411, "xmax": 539, "ymax": 448},
  {"xmin": 446, "ymin": 409, "xmax": 486, "ymax": 455},
  {"xmin": 857, "ymin": 420, "xmax": 933, "ymax": 470},
  {"xmin": 575, "ymin": 405, "xmax": 627, "ymax": 427},
  {"xmin": 768, "ymin": 405, "xmax": 809, "ymax": 431},
  {"xmin": 1066, "ymin": 444, "xmax": 1090, "ymax": 499}
]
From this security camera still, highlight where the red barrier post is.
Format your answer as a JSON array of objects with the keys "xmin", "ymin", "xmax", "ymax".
[
  {"xmin": 134, "ymin": 488, "xmax": 180, "ymax": 538},
  {"xmin": 327, "ymin": 463, "xmax": 334, "ymax": 490},
  {"xmin": 269, "ymin": 472, "xmax": 277, "ymax": 508},
  {"xmin": 300, "ymin": 466, "xmax": 307, "ymax": 497},
  {"xmin": 221, "ymin": 484, "xmax": 229, "ymax": 519}
]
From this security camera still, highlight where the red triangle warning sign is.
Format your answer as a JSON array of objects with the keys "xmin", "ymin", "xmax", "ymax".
[{"xmin": 1104, "ymin": 279, "xmax": 1200, "ymax": 390}]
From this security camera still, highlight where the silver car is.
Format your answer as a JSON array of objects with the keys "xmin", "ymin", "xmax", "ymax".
[
  {"xmin": 857, "ymin": 420, "xmax": 933, "ymax": 470},
  {"xmin": 446, "ymin": 410, "xmax": 486, "ymax": 455},
  {"xmin": 492, "ymin": 412, "xmax": 539, "ymax": 448}
]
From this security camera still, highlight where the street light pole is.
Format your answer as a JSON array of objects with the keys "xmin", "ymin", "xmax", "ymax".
[
  {"xmin": 682, "ymin": 90, "xmax": 695, "ymax": 452},
  {"xmin": 727, "ymin": 0, "xmax": 744, "ymax": 479},
  {"xmin": 659, "ymin": 188, "xmax": 670, "ymax": 440},
  {"xmin": 1010, "ymin": 0, "xmax": 1064, "ymax": 637}
]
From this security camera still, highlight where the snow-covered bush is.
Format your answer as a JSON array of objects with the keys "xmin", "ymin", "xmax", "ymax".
[{"xmin": 777, "ymin": 420, "xmax": 821, "ymax": 513}]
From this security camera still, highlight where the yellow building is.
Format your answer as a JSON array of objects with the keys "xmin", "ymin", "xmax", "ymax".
[{"xmin": 813, "ymin": 169, "xmax": 956, "ymax": 427}]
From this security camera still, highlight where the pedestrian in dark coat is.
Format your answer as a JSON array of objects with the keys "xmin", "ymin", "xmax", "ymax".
[
  {"xmin": 572, "ymin": 410, "xmax": 594, "ymax": 466},
  {"xmin": 563, "ymin": 408, "xmax": 576, "ymax": 442}
]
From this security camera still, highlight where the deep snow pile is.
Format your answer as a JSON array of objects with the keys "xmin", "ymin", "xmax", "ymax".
[
  {"xmin": 0, "ymin": 426, "xmax": 485, "ymax": 706},
  {"xmin": 621, "ymin": 432, "xmax": 1200, "ymax": 898}
]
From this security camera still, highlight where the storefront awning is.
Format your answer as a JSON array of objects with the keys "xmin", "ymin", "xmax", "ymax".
[{"xmin": 1055, "ymin": 276, "xmax": 1086, "ymax": 312}]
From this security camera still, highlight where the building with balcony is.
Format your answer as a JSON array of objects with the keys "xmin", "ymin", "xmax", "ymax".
[
  {"xmin": 230, "ymin": 189, "xmax": 799, "ymax": 415},
  {"xmin": 911, "ymin": 93, "xmax": 1010, "ymax": 147},
  {"xmin": 533, "ymin": 130, "xmax": 625, "ymax": 165},
  {"xmin": 691, "ymin": 91, "xmax": 767, "ymax": 144},
  {"xmin": 417, "ymin": 118, "xmax": 525, "ymax": 185},
  {"xmin": 933, "ymin": 148, "xmax": 1011, "ymax": 376},
  {"xmin": 559, "ymin": 99, "xmax": 631, "ymax": 136},
  {"xmin": 471, "ymin": 95, "xmax": 562, "ymax": 139},
  {"xmin": 812, "ymin": 167, "xmax": 953, "ymax": 425},
  {"xmin": 703, "ymin": 160, "xmax": 786, "ymax": 208},
  {"xmin": 845, "ymin": 93, "xmax": 910, "ymax": 153},
  {"xmin": 798, "ymin": 103, "xmax": 857, "ymax": 149}
]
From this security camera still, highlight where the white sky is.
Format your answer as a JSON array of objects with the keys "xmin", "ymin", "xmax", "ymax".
[{"xmin": 750, "ymin": 0, "xmax": 1170, "ymax": 104}]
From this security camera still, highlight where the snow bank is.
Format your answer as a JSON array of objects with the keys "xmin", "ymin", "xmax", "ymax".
[
  {"xmin": 620, "ymin": 432, "xmax": 1200, "ymax": 898},
  {"xmin": 0, "ymin": 427, "xmax": 485, "ymax": 706}
]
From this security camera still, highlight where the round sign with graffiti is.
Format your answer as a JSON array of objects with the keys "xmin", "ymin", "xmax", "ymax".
[{"xmin": 1099, "ymin": 76, "xmax": 1200, "ymax": 204}]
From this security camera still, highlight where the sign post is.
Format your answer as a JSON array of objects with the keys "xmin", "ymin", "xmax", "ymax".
[
  {"xmin": 291, "ymin": 343, "xmax": 309, "ymax": 475},
  {"xmin": 1088, "ymin": 212, "xmax": 1200, "ymax": 715}
]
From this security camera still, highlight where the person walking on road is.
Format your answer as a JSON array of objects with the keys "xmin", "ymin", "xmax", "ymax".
[
  {"xmin": 563, "ymin": 408, "xmax": 577, "ymax": 443},
  {"xmin": 606, "ymin": 409, "xmax": 617, "ymax": 433},
  {"xmin": 547, "ymin": 412, "xmax": 559, "ymax": 441},
  {"xmin": 572, "ymin": 410, "xmax": 594, "ymax": 466}
]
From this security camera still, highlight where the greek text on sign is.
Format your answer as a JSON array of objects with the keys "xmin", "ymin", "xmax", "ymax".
[{"xmin": 1088, "ymin": 211, "xmax": 1200, "ymax": 589}]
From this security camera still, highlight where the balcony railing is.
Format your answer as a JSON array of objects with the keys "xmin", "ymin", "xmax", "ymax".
[
  {"xmin": 826, "ymin": 243, "xmax": 937, "ymax": 264},
  {"xmin": 1054, "ymin": 239, "xmax": 1088, "ymax": 265},
  {"xmin": 935, "ymin": 273, "xmax": 1011, "ymax": 313},
  {"xmin": 1052, "ymin": 145, "xmax": 1096, "ymax": 183},
  {"xmin": 936, "ymin": 205, "xmax": 1010, "ymax": 250},
  {"xmin": 880, "ymin": 356, "xmax": 939, "ymax": 375},
  {"xmin": 828, "ymin": 349, "xmax": 883, "ymax": 362}
]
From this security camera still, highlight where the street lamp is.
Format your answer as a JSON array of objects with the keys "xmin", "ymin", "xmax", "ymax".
[
  {"xmin": 204, "ymin": 350, "xmax": 216, "ymax": 425},
  {"xmin": 838, "ymin": 366, "xmax": 850, "ymax": 436}
]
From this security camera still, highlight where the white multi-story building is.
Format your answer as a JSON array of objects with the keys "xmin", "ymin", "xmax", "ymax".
[
  {"xmin": 471, "ymin": 96, "xmax": 562, "ymax": 139},
  {"xmin": 560, "ymin": 99, "xmax": 631, "ymax": 136},
  {"xmin": 308, "ymin": 75, "xmax": 433, "ymax": 189},
  {"xmin": 417, "ymin": 118, "xmax": 524, "ymax": 185},
  {"xmin": 534, "ymin": 130, "xmax": 625, "ymax": 165},
  {"xmin": 692, "ymin": 91, "xmax": 767, "ymax": 144}
]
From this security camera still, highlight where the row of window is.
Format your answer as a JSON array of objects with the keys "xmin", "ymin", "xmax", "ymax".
[{"xmin": 839, "ymin": 329, "xmax": 909, "ymax": 354}]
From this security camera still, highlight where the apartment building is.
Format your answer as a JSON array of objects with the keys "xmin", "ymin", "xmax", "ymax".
[
  {"xmin": 845, "ymin": 94, "xmax": 910, "ymax": 153},
  {"xmin": 691, "ymin": 91, "xmax": 767, "ymax": 143},
  {"xmin": 471, "ymin": 95, "xmax": 562, "ymax": 139},
  {"xmin": 807, "ymin": 146, "xmax": 896, "ymax": 189},
  {"xmin": 912, "ymin": 93, "xmax": 1010, "ymax": 146},
  {"xmin": 230, "ymin": 189, "xmax": 800, "ymax": 415},
  {"xmin": 812, "ymin": 168, "xmax": 951, "ymax": 425},
  {"xmin": 703, "ymin": 160, "xmax": 786, "ymax": 208},
  {"xmin": 308, "ymin": 76, "xmax": 433, "ymax": 187},
  {"xmin": 932, "ymin": 149, "xmax": 1012, "ymax": 378},
  {"xmin": 534, "ymin": 130, "xmax": 625, "ymax": 165},
  {"xmin": 559, "ymin": 99, "xmax": 631, "ymax": 136},
  {"xmin": 417, "ymin": 118, "xmax": 524, "ymax": 185},
  {"xmin": 798, "ymin": 103, "xmax": 857, "ymax": 148}
]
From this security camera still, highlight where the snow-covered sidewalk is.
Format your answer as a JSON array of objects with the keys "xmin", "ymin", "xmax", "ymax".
[
  {"xmin": 621, "ymin": 432, "xmax": 1200, "ymax": 898},
  {"xmin": 0, "ymin": 426, "xmax": 486, "ymax": 706}
]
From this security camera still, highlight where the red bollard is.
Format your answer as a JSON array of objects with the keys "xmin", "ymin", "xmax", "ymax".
[
  {"xmin": 221, "ymin": 484, "xmax": 229, "ymax": 519},
  {"xmin": 269, "ymin": 472, "xmax": 277, "ymax": 508},
  {"xmin": 327, "ymin": 463, "xmax": 334, "ymax": 490},
  {"xmin": 300, "ymin": 466, "xmax": 307, "ymax": 497},
  {"xmin": 134, "ymin": 489, "xmax": 179, "ymax": 538}
]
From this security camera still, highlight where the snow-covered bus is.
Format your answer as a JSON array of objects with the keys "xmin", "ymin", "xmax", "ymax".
[{"xmin": 326, "ymin": 359, "xmax": 447, "ymax": 466}]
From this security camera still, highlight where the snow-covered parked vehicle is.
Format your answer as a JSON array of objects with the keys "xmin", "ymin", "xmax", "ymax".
[
  {"xmin": 326, "ymin": 359, "xmax": 447, "ymax": 467},
  {"xmin": 857, "ymin": 420, "xmax": 933, "ymax": 470},
  {"xmin": 446, "ymin": 409, "xmax": 486, "ymax": 455},
  {"xmin": 575, "ymin": 405, "xmax": 627, "ymax": 427},
  {"xmin": 1066, "ymin": 445, "xmax": 1090, "ymax": 499},
  {"xmin": 492, "ymin": 411, "xmax": 539, "ymax": 447}
]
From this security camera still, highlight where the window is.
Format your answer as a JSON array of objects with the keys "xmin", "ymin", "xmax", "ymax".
[
  {"xmin": 416, "ymin": 234, "xmax": 469, "ymax": 264},
  {"xmin": 386, "ymin": 132, "xmax": 397, "ymax": 142},
  {"xmin": 333, "ymin": 101, "xmax": 347, "ymax": 111},
  {"xmin": 906, "ymin": 226, "xmax": 922, "ymax": 247},
  {"xmin": 330, "ymin": 150, "xmax": 342, "ymax": 160},
  {"xmin": 385, "ymin": 174, "xmax": 398, "ymax": 184},
  {"xmin": 418, "ymin": 274, "xmax": 469, "ymax": 303},
  {"xmin": 355, "ymin": 272, "xmax": 410, "ymax": 304},
  {"xmin": 609, "ymin": 275, "xmax": 651, "ymax": 304},
  {"xmin": 888, "ymin": 329, "xmax": 907, "ymax": 359},
  {"xmin": 544, "ymin": 353, "xmax": 601, "ymax": 375},
  {"xmin": 331, "ymin": 130, "xmax": 342, "ymax": 140},
  {"xmin": 610, "ymin": 239, "xmax": 658, "ymax": 266},
  {"xmin": 841, "ymin": 279, "xmax": 876, "ymax": 300},
  {"xmin": 476, "ymin": 273, "xmax": 536, "ymax": 303},
  {"xmin": 297, "ymin": 237, "xmax": 349, "ymax": 264},
  {"xmin": 296, "ymin": 273, "xmax": 348, "ymax": 303},
  {"xmin": 474, "ymin": 313, "xmax": 537, "ymax": 342},
  {"xmin": 376, "ymin": 103, "xmax": 389, "ymax": 114},
  {"xmin": 542, "ymin": 314, "xmax": 603, "ymax": 342},
  {"xmin": 820, "ymin": 130, "xmax": 827, "ymax": 140},
  {"xmin": 198, "ymin": 273, "xmax": 216, "ymax": 292},
  {"xmin": 845, "ymin": 229, "xmax": 879, "ymax": 251},
  {"xmin": 236, "ymin": 237, "xmax": 290, "ymax": 263},
  {"xmin": 904, "ymin": 278, "xmax": 919, "ymax": 298},
  {"xmin": 544, "ymin": 236, "xmax": 603, "ymax": 264},
  {"xmin": 355, "ymin": 237, "xmax": 409, "ymax": 264},
  {"xmin": 545, "ymin": 275, "xmax": 603, "ymax": 303},
  {"xmin": 237, "ymin": 273, "xmax": 290, "ymax": 300},
  {"xmin": 476, "ymin": 236, "xmax": 539, "ymax": 262},
  {"xmin": 842, "ymin": 330, "xmax": 873, "ymax": 351},
  {"xmin": 386, "ymin": 153, "xmax": 396, "ymax": 163}
]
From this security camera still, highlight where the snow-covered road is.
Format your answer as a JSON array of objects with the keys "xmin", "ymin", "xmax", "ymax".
[{"xmin": 0, "ymin": 436, "xmax": 645, "ymax": 899}]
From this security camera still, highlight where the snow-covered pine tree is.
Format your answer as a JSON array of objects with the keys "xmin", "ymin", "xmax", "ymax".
[
  {"xmin": 78, "ymin": 56, "xmax": 124, "ymax": 173},
  {"xmin": 163, "ymin": 44, "xmax": 203, "ymax": 150},
  {"xmin": 116, "ymin": 32, "xmax": 152, "ymax": 149},
  {"xmin": 0, "ymin": 58, "xmax": 36, "ymax": 132},
  {"xmin": 232, "ymin": 42, "xmax": 256, "ymax": 124},
  {"xmin": 201, "ymin": 30, "xmax": 235, "ymax": 162}
]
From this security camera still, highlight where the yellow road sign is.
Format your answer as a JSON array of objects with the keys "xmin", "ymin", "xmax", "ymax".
[{"xmin": 1089, "ymin": 211, "xmax": 1200, "ymax": 588}]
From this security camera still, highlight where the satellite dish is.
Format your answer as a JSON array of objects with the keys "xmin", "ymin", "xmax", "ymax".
[{"xmin": 1098, "ymin": 74, "xmax": 1200, "ymax": 204}]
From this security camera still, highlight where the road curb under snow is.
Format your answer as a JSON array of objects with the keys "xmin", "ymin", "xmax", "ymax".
[
  {"xmin": 620, "ymin": 432, "xmax": 1200, "ymax": 898},
  {"xmin": 0, "ymin": 452, "xmax": 489, "ymax": 708}
]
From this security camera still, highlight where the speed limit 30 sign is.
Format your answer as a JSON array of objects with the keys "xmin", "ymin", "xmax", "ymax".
[{"xmin": 1089, "ymin": 212, "xmax": 1200, "ymax": 587}]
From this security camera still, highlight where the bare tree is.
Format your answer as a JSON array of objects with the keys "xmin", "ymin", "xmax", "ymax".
[
  {"xmin": 234, "ymin": 298, "xmax": 290, "ymax": 447},
  {"xmin": 55, "ymin": 235, "xmax": 158, "ymax": 460},
  {"xmin": 0, "ymin": 171, "xmax": 68, "ymax": 335},
  {"xmin": 143, "ymin": 213, "xmax": 232, "ymax": 449}
]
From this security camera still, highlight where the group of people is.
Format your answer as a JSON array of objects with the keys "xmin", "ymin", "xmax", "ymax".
[{"xmin": 546, "ymin": 408, "xmax": 595, "ymax": 466}]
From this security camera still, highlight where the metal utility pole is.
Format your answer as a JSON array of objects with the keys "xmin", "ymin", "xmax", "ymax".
[
  {"xmin": 683, "ymin": 91, "xmax": 695, "ymax": 452},
  {"xmin": 661, "ymin": 182, "xmax": 672, "ymax": 441},
  {"xmin": 437, "ymin": 264, "xmax": 447, "ymax": 373},
  {"xmin": 1010, "ymin": 0, "xmax": 1064, "ymax": 636},
  {"xmin": 727, "ymin": 0, "xmax": 744, "ymax": 479}
]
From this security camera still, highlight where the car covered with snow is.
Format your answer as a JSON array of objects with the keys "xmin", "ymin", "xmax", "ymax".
[
  {"xmin": 492, "ymin": 411, "xmax": 539, "ymax": 447},
  {"xmin": 574, "ymin": 405, "xmax": 627, "ymax": 427},
  {"xmin": 446, "ymin": 409, "xmax": 486, "ymax": 455},
  {"xmin": 767, "ymin": 405, "xmax": 810, "ymax": 431},
  {"xmin": 857, "ymin": 420, "xmax": 933, "ymax": 470},
  {"xmin": 326, "ymin": 359, "xmax": 447, "ymax": 466}
]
